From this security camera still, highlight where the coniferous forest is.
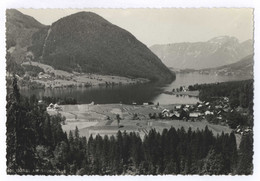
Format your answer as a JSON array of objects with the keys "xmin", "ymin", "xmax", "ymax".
[{"xmin": 6, "ymin": 76, "xmax": 253, "ymax": 175}]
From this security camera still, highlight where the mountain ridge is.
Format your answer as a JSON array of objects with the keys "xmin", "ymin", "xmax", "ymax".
[
  {"xmin": 199, "ymin": 54, "xmax": 253, "ymax": 78},
  {"xmin": 6, "ymin": 10, "xmax": 175, "ymax": 82},
  {"xmin": 150, "ymin": 36, "xmax": 253, "ymax": 70},
  {"xmin": 6, "ymin": 9, "xmax": 47, "ymax": 63}
]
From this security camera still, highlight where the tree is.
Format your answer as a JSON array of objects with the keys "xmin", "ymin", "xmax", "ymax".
[
  {"xmin": 201, "ymin": 149, "xmax": 225, "ymax": 175},
  {"xmin": 227, "ymin": 111, "xmax": 246, "ymax": 129},
  {"xmin": 236, "ymin": 133, "xmax": 253, "ymax": 175},
  {"xmin": 74, "ymin": 126, "xmax": 80, "ymax": 149},
  {"xmin": 239, "ymin": 92, "xmax": 248, "ymax": 108},
  {"xmin": 230, "ymin": 98, "xmax": 240, "ymax": 108},
  {"xmin": 116, "ymin": 114, "xmax": 121, "ymax": 128},
  {"xmin": 131, "ymin": 133, "xmax": 144, "ymax": 167},
  {"xmin": 102, "ymin": 135, "xmax": 110, "ymax": 169},
  {"xmin": 35, "ymin": 145, "xmax": 53, "ymax": 173},
  {"xmin": 53, "ymin": 141, "xmax": 69, "ymax": 173},
  {"xmin": 228, "ymin": 132, "xmax": 238, "ymax": 173},
  {"xmin": 6, "ymin": 75, "xmax": 37, "ymax": 173},
  {"xmin": 43, "ymin": 115, "xmax": 53, "ymax": 147}
]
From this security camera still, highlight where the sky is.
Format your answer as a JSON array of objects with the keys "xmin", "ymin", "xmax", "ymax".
[{"xmin": 18, "ymin": 8, "xmax": 254, "ymax": 47}]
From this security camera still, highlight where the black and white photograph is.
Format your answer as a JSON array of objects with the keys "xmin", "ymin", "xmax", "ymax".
[{"xmin": 2, "ymin": 3, "xmax": 258, "ymax": 177}]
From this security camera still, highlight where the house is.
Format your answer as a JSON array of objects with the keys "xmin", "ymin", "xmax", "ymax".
[
  {"xmin": 49, "ymin": 103, "xmax": 54, "ymax": 108},
  {"xmin": 217, "ymin": 116, "xmax": 223, "ymax": 120},
  {"xmin": 215, "ymin": 105, "xmax": 223, "ymax": 109},
  {"xmin": 189, "ymin": 112, "xmax": 200, "ymax": 118},
  {"xmin": 39, "ymin": 73, "xmax": 51, "ymax": 79},
  {"xmin": 172, "ymin": 111, "xmax": 180, "ymax": 119},
  {"xmin": 183, "ymin": 108, "xmax": 189, "ymax": 112},
  {"xmin": 54, "ymin": 104, "xmax": 62, "ymax": 111},
  {"xmin": 162, "ymin": 109, "xmax": 169, "ymax": 113},
  {"xmin": 176, "ymin": 105, "xmax": 181, "ymax": 109},
  {"xmin": 223, "ymin": 97, "xmax": 229, "ymax": 102},
  {"xmin": 143, "ymin": 103, "xmax": 149, "ymax": 106},
  {"xmin": 162, "ymin": 109, "xmax": 170, "ymax": 117},
  {"xmin": 47, "ymin": 103, "xmax": 55, "ymax": 111},
  {"xmin": 244, "ymin": 128, "xmax": 252, "ymax": 133},
  {"xmin": 236, "ymin": 128, "xmax": 241, "ymax": 133},
  {"xmin": 205, "ymin": 111, "xmax": 214, "ymax": 115},
  {"xmin": 223, "ymin": 108, "xmax": 229, "ymax": 112},
  {"xmin": 89, "ymin": 101, "xmax": 95, "ymax": 105}
]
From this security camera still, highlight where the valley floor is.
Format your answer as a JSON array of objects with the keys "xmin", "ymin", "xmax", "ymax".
[{"xmin": 47, "ymin": 103, "xmax": 240, "ymax": 145}]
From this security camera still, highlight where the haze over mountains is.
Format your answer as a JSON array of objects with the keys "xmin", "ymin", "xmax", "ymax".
[
  {"xmin": 6, "ymin": 9, "xmax": 174, "ymax": 81},
  {"xmin": 199, "ymin": 54, "xmax": 254, "ymax": 78},
  {"xmin": 150, "ymin": 36, "xmax": 253, "ymax": 70}
]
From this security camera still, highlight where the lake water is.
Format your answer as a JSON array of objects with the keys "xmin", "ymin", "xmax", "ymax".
[{"xmin": 20, "ymin": 73, "xmax": 250, "ymax": 105}]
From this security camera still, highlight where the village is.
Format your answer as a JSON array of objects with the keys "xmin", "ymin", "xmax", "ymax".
[
  {"xmin": 45, "ymin": 89, "xmax": 251, "ymax": 147},
  {"xmin": 20, "ymin": 61, "xmax": 149, "ymax": 89}
]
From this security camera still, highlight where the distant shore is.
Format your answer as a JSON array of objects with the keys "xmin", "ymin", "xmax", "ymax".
[
  {"xmin": 163, "ymin": 90, "xmax": 200, "ymax": 97},
  {"xmin": 19, "ymin": 61, "xmax": 150, "ymax": 89}
]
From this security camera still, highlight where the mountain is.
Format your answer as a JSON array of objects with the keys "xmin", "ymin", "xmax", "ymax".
[
  {"xmin": 6, "ymin": 10, "xmax": 174, "ymax": 81},
  {"xmin": 6, "ymin": 9, "xmax": 47, "ymax": 63},
  {"xmin": 26, "ymin": 12, "xmax": 174, "ymax": 81},
  {"xmin": 150, "ymin": 36, "xmax": 253, "ymax": 70},
  {"xmin": 199, "ymin": 54, "xmax": 254, "ymax": 78}
]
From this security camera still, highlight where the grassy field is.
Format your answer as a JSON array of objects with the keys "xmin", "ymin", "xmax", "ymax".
[{"xmin": 48, "ymin": 104, "xmax": 241, "ymax": 145}]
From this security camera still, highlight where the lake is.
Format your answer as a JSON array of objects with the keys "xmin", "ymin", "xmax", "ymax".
[{"xmin": 20, "ymin": 73, "xmax": 250, "ymax": 105}]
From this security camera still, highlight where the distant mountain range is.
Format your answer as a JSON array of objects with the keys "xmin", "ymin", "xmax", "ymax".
[
  {"xmin": 6, "ymin": 9, "xmax": 174, "ymax": 82},
  {"xmin": 199, "ymin": 54, "xmax": 254, "ymax": 78},
  {"xmin": 150, "ymin": 36, "xmax": 253, "ymax": 70}
]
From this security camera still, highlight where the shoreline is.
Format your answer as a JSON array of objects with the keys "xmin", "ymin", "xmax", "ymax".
[
  {"xmin": 163, "ymin": 90, "xmax": 200, "ymax": 97},
  {"xmin": 19, "ymin": 61, "xmax": 150, "ymax": 89}
]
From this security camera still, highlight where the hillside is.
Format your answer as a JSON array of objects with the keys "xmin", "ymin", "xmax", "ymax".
[
  {"xmin": 6, "ymin": 9, "xmax": 47, "ymax": 63},
  {"xmin": 199, "ymin": 54, "xmax": 254, "ymax": 78},
  {"xmin": 150, "ymin": 36, "xmax": 253, "ymax": 70},
  {"xmin": 28, "ymin": 12, "xmax": 175, "ymax": 81}
]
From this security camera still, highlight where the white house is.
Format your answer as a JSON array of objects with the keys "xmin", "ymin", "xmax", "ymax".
[
  {"xmin": 205, "ymin": 111, "xmax": 214, "ymax": 115},
  {"xmin": 189, "ymin": 112, "xmax": 200, "ymax": 118}
]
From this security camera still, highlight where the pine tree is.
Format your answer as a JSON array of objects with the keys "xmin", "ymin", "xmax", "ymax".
[
  {"xmin": 43, "ymin": 115, "xmax": 53, "ymax": 147},
  {"xmin": 236, "ymin": 133, "xmax": 253, "ymax": 175},
  {"xmin": 227, "ymin": 132, "xmax": 238, "ymax": 174},
  {"xmin": 6, "ymin": 75, "xmax": 37, "ymax": 173},
  {"xmin": 74, "ymin": 126, "xmax": 80, "ymax": 150},
  {"xmin": 102, "ymin": 135, "xmax": 110, "ymax": 169},
  {"xmin": 53, "ymin": 141, "xmax": 69, "ymax": 172},
  {"xmin": 201, "ymin": 148, "xmax": 225, "ymax": 175}
]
